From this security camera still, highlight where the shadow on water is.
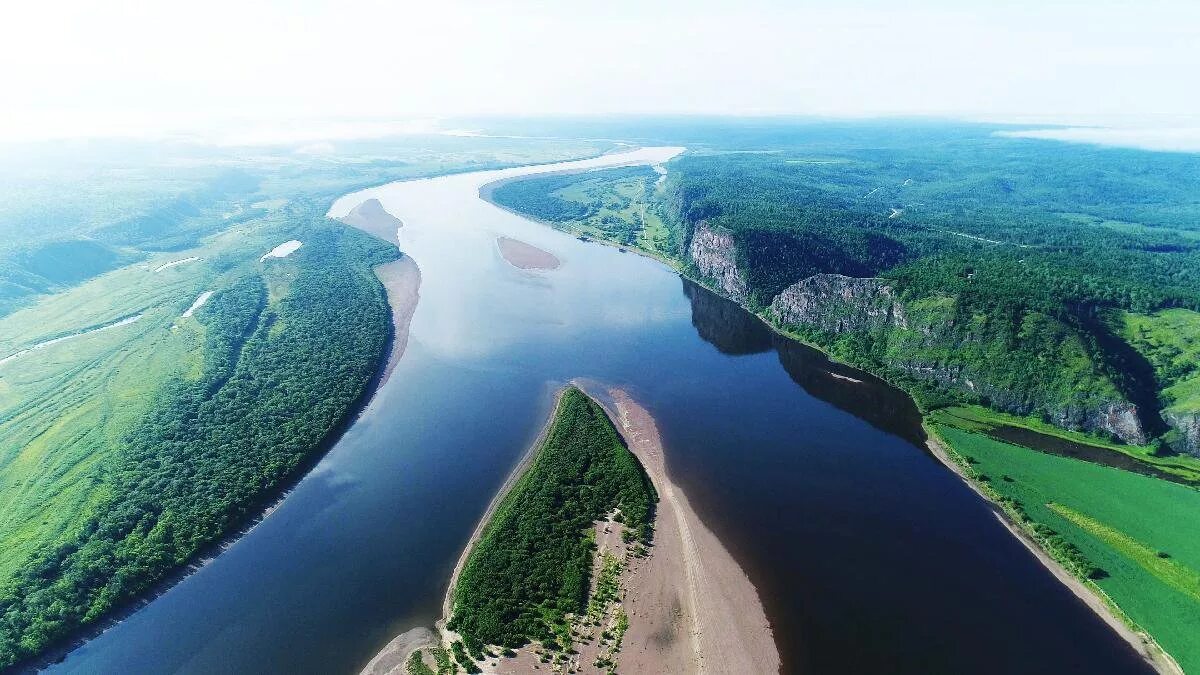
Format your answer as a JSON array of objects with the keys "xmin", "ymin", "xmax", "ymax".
[{"xmin": 682, "ymin": 278, "xmax": 926, "ymax": 446}]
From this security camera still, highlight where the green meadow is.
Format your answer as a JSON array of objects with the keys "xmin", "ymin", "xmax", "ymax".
[{"xmin": 934, "ymin": 425, "xmax": 1200, "ymax": 672}]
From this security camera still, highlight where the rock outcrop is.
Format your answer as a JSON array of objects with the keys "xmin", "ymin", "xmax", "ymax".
[
  {"xmin": 1165, "ymin": 410, "xmax": 1200, "ymax": 457},
  {"xmin": 769, "ymin": 274, "xmax": 907, "ymax": 333},
  {"xmin": 687, "ymin": 222, "xmax": 748, "ymax": 302},
  {"xmin": 767, "ymin": 273, "xmax": 1150, "ymax": 445}
]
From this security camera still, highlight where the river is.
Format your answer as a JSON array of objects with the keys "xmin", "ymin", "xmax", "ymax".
[{"xmin": 49, "ymin": 148, "xmax": 1151, "ymax": 674}]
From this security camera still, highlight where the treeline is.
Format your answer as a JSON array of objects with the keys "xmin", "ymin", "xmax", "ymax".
[
  {"xmin": 448, "ymin": 387, "xmax": 656, "ymax": 656},
  {"xmin": 0, "ymin": 216, "xmax": 398, "ymax": 668},
  {"xmin": 488, "ymin": 166, "xmax": 657, "ymax": 226}
]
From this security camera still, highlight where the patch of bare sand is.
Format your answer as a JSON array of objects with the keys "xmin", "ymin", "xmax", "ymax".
[
  {"xmin": 338, "ymin": 199, "xmax": 420, "ymax": 389},
  {"xmin": 359, "ymin": 627, "xmax": 437, "ymax": 675},
  {"xmin": 342, "ymin": 198, "xmax": 404, "ymax": 244},
  {"xmin": 601, "ymin": 388, "xmax": 780, "ymax": 675},
  {"xmin": 497, "ymin": 236, "xmax": 560, "ymax": 271},
  {"xmin": 373, "ymin": 256, "xmax": 421, "ymax": 388}
]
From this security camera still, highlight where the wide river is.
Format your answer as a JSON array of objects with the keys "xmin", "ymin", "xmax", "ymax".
[{"xmin": 51, "ymin": 148, "xmax": 1151, "ymax": 674}]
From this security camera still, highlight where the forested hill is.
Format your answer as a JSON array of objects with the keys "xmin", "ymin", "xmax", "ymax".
[
  {"xmin": 0, "ymin": 208, "xmax": 398, "ymax": 669},
  {"xmin": 488, "ymin": 130, "xmax": 1200, "ymax": 456}
]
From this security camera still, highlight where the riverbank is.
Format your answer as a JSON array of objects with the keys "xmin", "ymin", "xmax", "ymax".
[{"xmin": 923, "ymin": 428, "xmax": 1182, "ymax": 675}]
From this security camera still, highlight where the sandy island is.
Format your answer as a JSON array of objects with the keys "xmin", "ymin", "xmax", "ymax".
[
  {"xmin": 363, "ymin": 386, "xmax": 779, "ymax": 675},
  {"xmin": 496, "ymin": 236, "xmax": 561, "ymax": 271}
]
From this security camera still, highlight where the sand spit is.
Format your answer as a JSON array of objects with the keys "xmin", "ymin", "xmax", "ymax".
[
  {"xmin": 359, "ymin": 627, "xmax": 438, "ymax": 675},
  {"xmin": 380, "ymin": 386, "xmax": 780, "ymax": 675},
  {"xmin": 259, "ymin": 240, "xmax": 303, "ymax": 262},
  {"xmin": 496, "ymin": 236, "xmax": 561, "ymax": 270},
  {"xmin": 342, "ymin": 199, "xmax": 404, "ymax": 244},
  {"xmin": 337, "ymin": 201, "xmax": 422, "ymax": 390},
  {"xmin": 601, "ymin": 388, "xmax": 780, "ymax": 675},
  {"xmin": 373, "ymin": 257, "xmax": 421, "ymax": 388},
  {"xmin": 181, "ymin": 291, "xmax": 213, "ymax": 318},
  {"xmin": 154, "ymin": 256, "xmax": 200, "ymax": 272}
]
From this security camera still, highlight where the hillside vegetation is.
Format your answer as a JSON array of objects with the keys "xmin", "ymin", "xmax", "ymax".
[
  {"xmin": 486, "ymin": 123, "xmax": 1200, "ymax": 669},
  {"xmin": 488, "ymin": 131, "xmax": 1200, "ymax": 455},
  {"xmin": 448, "ymin": 387, "xmax": 656, "ymax": 658}
]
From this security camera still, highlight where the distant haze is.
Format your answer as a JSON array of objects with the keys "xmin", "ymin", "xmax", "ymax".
[{"xmin": 2, "ymin": 0, "xmax": 1197, "ymax": 143}]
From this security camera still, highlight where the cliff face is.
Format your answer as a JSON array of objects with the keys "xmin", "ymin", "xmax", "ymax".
[
  {"xmin": 1165, "ymin": 410, "xmax": 1200, "ymax": 457},
  {"xmin": 768, "ymin": 273, "xmax": 1150, "ymax": 445},
  {"xmin": 770, "ymin": 274, "xmax": 907, "ymax": 333},
  {"xmin": 687, "ymin": 223, "xmax": 748, "ymax": 302}
]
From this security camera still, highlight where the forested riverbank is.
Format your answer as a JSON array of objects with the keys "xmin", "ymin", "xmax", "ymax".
[{"xmin": 0, "ymin": 209, "xmax": 398, "ymax": 669}]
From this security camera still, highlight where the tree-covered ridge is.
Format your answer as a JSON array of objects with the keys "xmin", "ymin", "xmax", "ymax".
[
  {"xmin": 665, "ymin": 142, "xmax": 1200, "ymax": 445},
  {"xmin": 448, "ymin": 387, "xmax": 656, "ymax": 656},
  {"xmin": 490, "ymin": 134, "xmax": 1200, "ymax": 451},
  {"xmin": 0, "ymin": 212, "xmax": 398, "ymax": 668}
]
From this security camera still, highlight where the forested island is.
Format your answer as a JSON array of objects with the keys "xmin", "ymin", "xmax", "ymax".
[
  {"xmin": 485, "ymin": 129, "xmax": 1200, "ymax": 672},
  {"xmin": 398, "ymin": 385, "xmax": 778, "ymax": 675}
]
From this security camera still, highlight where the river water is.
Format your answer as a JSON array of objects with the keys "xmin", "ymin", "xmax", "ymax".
[{"xmin": 50, "ymin": 148, "xmax": 1151, "ymax": 674}]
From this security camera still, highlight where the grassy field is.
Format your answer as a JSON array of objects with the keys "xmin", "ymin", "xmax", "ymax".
[
  {"xmin": 930, "ymin": 405, "xmax": 1200, "ymax": 483},
  {"xmin": 934, "ymin": 424, "xmax": 1200, "ymax": 672},
  {"xmin": 1121, "ymin": 308, "xmax": 1200, "ymax": 414},
  {"xmin": 489, "ymin": 165, "xmax": 676, "ymax": 260}
]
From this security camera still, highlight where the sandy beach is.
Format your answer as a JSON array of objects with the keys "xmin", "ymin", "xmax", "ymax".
[
  {"xmin": 599, "ymin": 388, "xmax": 780, "ymax": 675},
  {"xmin": 338, "ymin": 200, "xmax": 421, "ymax": 388}
]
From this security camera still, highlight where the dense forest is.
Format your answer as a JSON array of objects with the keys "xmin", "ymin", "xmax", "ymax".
[
  {"xmin": 491, "ymin": 133, "xmax": 1200, "ymax": 453},
  {"xmin": 448, "ymin": 387, "xmax": 656, "ymax": 657},
  {"xmin": 0, "ymin": 212, "xmax": 397, "ymax": 668}
]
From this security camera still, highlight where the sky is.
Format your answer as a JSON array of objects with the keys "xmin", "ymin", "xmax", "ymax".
[{"xmin": 1, "ymin": 0, "xmax": 1198, "ymax": 143}]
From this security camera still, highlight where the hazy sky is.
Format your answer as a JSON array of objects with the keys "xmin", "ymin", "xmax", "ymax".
[{"xmin": 2, "ymin": 0, "xmax": 1197, "ymax": 141}]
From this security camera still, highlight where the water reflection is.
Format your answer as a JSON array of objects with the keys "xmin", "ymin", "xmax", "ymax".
[{"xmin": 682, "ymin": 278, "xmax": 925, "ymax": 446}]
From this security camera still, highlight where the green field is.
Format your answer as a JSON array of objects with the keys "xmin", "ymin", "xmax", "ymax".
[
  {"xmin": 931, "ymin": 406, "xmax": 1200, "ymax": 483},
  {"xmin": 1122, "ymin": 308, "xmax": 1200, "ymax": 414},
  {"xmin": 934, "ymin": 424, "xmax": 1200, "ymax": 671}
]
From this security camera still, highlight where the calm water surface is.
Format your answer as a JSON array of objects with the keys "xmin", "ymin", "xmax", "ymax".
[{"xmin": 51, "ymin": 149, "xmax": 1151, "ymax": 674}]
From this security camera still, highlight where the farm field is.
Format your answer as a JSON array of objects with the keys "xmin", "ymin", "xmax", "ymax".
[{"xmin": 934, "ymin": 424, "xmax": 1200, "ymax": 672}]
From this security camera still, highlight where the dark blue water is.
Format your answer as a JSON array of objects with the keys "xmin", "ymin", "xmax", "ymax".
[{"xmin": 50, "ymin": 154, "xmax": 1151, "ymax": 674}]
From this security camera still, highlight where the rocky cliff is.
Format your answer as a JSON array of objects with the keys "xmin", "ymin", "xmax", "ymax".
[
  {"xmin": 768, "ymin": 273, "xmax": 1150, "ymax": 445},
  {"xmin": 1165, "ymin": 410, "xmax": 1200, "ymax": 457},
  {"xmin": 769, "ymin": 274, "xmax": 907, "ymax": 333},
  {"xmin": 687, "ymin": 222, "xmax": 748, "ymax": 302}
]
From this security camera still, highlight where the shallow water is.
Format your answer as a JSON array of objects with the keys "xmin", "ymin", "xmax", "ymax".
[{"xmin": 51, "ymin": 148, "xmax": 1151, "ymax": 674}]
